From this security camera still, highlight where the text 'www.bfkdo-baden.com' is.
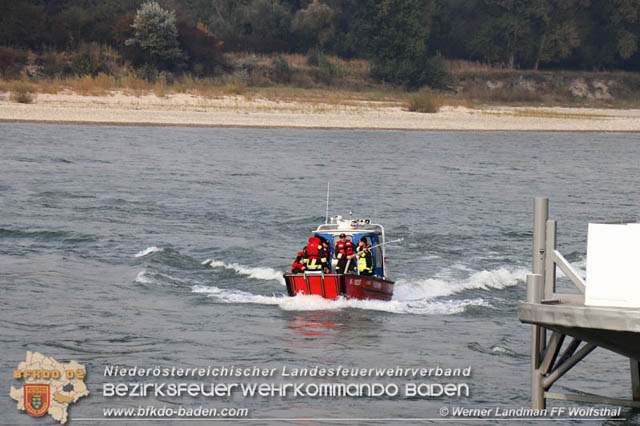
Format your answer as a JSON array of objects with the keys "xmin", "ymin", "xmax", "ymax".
[{"xmin": 102, "ymin": 405, "xmax": 249, "ymax": 419}]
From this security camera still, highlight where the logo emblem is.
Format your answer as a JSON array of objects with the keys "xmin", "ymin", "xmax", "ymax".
[{"xmin": 24, "ymin": 384, "xmax": 50, "ymax": 417}]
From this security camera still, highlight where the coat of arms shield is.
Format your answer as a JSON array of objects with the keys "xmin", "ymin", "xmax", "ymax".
[{"xmin": 24, "ymin": 384, "xmax": 50, "ymax": 417}]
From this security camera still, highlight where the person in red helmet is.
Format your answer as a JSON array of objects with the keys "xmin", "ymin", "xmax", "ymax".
[
  {"xmin": 334, "ymin": 233, "xmax": 356, "ymax": 274},
  {"xmin": 303, "ymin": 236, "xmax": 328, "ymax": 272},
  {"xmin": 290, "ymin": 249, "xmax": 306, "ymax": 273}
]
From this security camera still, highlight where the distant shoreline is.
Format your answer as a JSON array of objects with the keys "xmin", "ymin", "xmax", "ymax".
[
  {"xmin": 2, "ymin": 92, "xmax": 640, "ymax": 133},
  {"xmin": 4, "ymin": 119, "xmax": 640, "ymax": 133}
]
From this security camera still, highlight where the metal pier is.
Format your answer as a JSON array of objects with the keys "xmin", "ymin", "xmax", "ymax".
[{"xmin": 518, "ymin": 198, "xmax": 640, "ymax": 409}]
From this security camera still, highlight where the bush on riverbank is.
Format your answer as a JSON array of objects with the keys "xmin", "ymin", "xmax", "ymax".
[
  {"xmin": 9, "ymin": 83, "xmax": 34, "ymax": 103},
  {"xmin": 407, "ymin": 91, "xmax": 442, "ymax": 113}
]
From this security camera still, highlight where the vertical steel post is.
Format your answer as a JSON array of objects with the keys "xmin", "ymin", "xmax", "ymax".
[
  {"xmin": 545, "ymin": 220, "xmax": 557, "ymax": 297},
  {"xmin": 533, "ymin": 198, "xmax": 548, "ymax": 355},
  {"xmin": 533, "ymin": 198, "xmax": 548, "ymax": 297},
  {"xmin": 631, "ymin": 359, "xmax": 640, "ymax": 401},
  {"xmin": 528, "ymin": 274, "xmax": 546, "ymax": 409}
]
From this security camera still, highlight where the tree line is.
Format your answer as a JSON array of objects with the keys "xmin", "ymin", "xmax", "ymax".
[{"xmin": 1, "ymin": 0, "xmax": 639, "ymax": 88}]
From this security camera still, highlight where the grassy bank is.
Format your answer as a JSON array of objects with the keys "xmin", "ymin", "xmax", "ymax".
[{"xmin": 2, "ymin": 55, "xmax": 640, "ymax": 111}]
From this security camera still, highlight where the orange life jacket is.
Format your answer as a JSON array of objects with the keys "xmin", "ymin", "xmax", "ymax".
[
  {"xmin": 305, "ymin": 237, "xmax": 322, "ymax": 259},
  {"xmin": 335, "ymin": 240, "xmax": 355, "ymax": 259}
]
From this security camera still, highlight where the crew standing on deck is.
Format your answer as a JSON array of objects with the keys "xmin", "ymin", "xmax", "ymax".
[
  {"xmin": 356, "ymin": 237, "xmax": 374, "ymax": 276},
  {"xmin": 303, "ymin": 236, "xmax": 329, "ymax": 273},
  {"xmin": 334, "ymin": 233, "xmax": 356, "ymax": 274}
]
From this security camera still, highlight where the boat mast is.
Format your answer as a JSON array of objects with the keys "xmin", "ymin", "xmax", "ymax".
[{"xmin": 325, "ymin": 182, "xmax": 330, "ymax": 224}]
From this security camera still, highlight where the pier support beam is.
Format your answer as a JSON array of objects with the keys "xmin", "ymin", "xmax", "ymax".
[
  {"xmin": 527, "ymin": 274, "xmax": 545, "ymax": 409},
  {"xmin": 542, "ymin": 343, "xmax": 596, "ymax": 389},
  {"xmin": 632, "ymin": 359, "xmax": 640, "ymax": 401}
]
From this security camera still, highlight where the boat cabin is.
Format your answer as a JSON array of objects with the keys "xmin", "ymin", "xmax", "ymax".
[{"xmin": 314, "ymin": 215, "xmax": 387, "ymax": 278}]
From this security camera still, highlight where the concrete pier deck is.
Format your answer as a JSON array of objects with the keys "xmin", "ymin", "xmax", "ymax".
[{"xmin": 519, "ymin": 301, "xmax": 640, "ymax": 360}]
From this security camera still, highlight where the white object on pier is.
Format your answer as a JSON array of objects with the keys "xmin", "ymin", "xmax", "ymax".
[{"xmin": 585, "ymin": 223, "xmax": 640, "ymax": 308}]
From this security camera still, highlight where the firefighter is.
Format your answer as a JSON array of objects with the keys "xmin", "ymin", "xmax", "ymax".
[
  {"xmin": 356, "ymin": 237, "xmax": 373, "ymax": 276},
  {"xmin": 320, "ymin": 237, "xmax": 332, "ymax": 272},
  {"xmin": 290, "ymin": 249, "xmax": 306, "ymax": 273},
  {"xmin": 334, "ymin": 233, "xmax": 356, "ymax": 274},
  {"xmin": 303, "ymin": 236, "xmax": 328, "ymax": 272}
]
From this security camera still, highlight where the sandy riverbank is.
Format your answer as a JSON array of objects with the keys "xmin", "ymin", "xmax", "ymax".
[{"xmin": 1, "ymin": 91, "xmax": 640, "ymax": 131}]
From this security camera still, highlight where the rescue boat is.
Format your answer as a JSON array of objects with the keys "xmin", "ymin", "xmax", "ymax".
[{"xmin": 284, "ymin": 216, "xmax": 395, "ymax": 301}]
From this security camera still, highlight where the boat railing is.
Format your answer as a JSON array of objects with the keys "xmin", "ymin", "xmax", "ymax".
[{"xmin": 315, "ymin": 223, "xmax": 384, "ymax": 233}]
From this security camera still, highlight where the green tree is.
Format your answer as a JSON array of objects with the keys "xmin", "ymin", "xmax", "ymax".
[
  {"xmin": 429, "ymin": 0, "xmax": 474, "ymax": 59},
  {"xmin": 0, "ymin": 0, "xmax": 46, "ymax": 49},
  {"xmin": 602, "ymin": 0, "xmax": 640, "ymax": 61},
  {"xmin": 568, "ymin": 0, "xmax": 640, "ymax": 69},
  {"xmin": 208, "ymin": 0, "xmax": 252, "ymax": 38},
  {"xmin": 469, "ymin": 0, "xmax": 539, "ymax": 68},
  {"xmin": 126, "ymin": 1, "xmax": 183, "ymax": 70},
  {"xmin": 241, "ymin": 0, "xmax": 292, "ymax": 40},
  {"xmin": 351, "ymin": 0, "xmax": 441, "ymax": 88},
  {"xmin": 291, "ymin": 0, "xmax": 335, "ymax": 50},
  {"xmin": 532, "ymin": 0, "xmax": 589, "ymax": 69},
  {"xmin": 430, "ymin": 0, "xmax": 589, "ymax": 69}
]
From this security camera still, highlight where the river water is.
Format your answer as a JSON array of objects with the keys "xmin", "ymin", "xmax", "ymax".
[{"xmin": 1, "ymin": 123, "xmax": 639, "ymax": 424}]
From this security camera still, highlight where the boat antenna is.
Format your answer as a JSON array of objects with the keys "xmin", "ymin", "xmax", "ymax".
[{"xmin": 325, "ymin": 182, "xmax": 330, "ymax": 224}]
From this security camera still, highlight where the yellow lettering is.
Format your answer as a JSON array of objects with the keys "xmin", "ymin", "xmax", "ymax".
[{"xmin": 12, "ymin": 368, "xmax": 80, "ymax": 381}]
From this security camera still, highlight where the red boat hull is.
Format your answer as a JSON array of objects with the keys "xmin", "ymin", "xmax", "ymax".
[{"xmin": 284, "ymin": 273, "xmax": 394, "ymax": 301}]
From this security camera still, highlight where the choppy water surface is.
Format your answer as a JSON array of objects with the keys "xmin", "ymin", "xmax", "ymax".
[{"xmin": 1, "ymin": 124, "xmax": 640, "ymax": 424}]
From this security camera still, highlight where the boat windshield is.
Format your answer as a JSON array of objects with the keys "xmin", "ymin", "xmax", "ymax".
[{"xmin": 374, "ymin": 244, "xmax": 383, "ymax": 269}]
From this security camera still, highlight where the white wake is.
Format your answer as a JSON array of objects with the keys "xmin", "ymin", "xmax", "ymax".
[
  {"xmin": 191, "ymin": 285, "xmax": 488, "ymax": 315},
  {"xmin": 191, "ymin": 265, "xmax": 526, "ymax": 315},
  {"xmin": 202, "ymin": 258, "xmax": 285, "ymax": 285},
  {"xmin": 393, "ymin": 267, "xmax": 527, "ymax": 302},
  {"xmin": 135, "ymin": 246, "xmax": 163, "ymax": 258}
]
